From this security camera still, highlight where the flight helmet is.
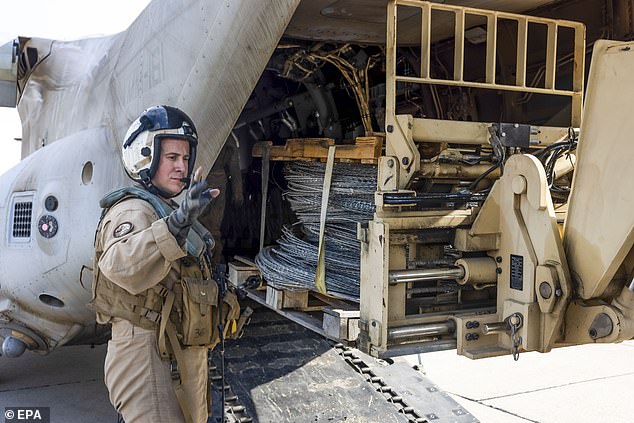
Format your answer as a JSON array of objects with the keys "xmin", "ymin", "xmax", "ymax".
[{"xmin": 121, "ymin": 105, "xmax": 198, "ymax": 197}]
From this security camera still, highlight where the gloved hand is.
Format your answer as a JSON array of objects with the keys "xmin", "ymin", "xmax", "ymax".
[{"xmin": 167, "ymin": 167, "xmax": 220, "ymax": 245}]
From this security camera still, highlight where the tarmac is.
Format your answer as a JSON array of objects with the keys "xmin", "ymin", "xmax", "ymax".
[
  {"xmin": 1, "ymin": 338, "xmax": 633, "ymax": 422},
  {"xmin": 403, "ymin": 340, "xmax": 634, "ymax": 423}
]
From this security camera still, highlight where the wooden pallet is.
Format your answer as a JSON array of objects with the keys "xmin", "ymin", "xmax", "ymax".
[
  {"xmin": 240, "ymin": 282, "xmax": 359, "ymax": 342},
  {"xmin": 252, "ymin": 136, "xmax": 383, "ymax": 163},
  {"xmin": 266, "ymin": 286, "xmax": 360, "ymax": 341},
  {"xmin": 228, "ymin": 258, "xmax": 360, "ymax": 342}
]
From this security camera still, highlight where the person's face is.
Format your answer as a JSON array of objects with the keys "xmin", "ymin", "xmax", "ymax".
[{"xmin": 151, "ymin": 137, "xmax": 190, "ymax": 197}]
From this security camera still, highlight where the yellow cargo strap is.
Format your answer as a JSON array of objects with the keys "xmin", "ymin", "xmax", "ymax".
[
  {"xmin": 259, "ymin": 144, "xmax": 270, "ymax": 253},
  {"xmin": 315, "ymin": 145, "xmax": 336, "ymax": 294}
]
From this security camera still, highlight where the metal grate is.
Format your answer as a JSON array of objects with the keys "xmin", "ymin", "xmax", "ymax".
[
  {"xmin": 9, "ymin": 192, "xmax": 36, "ymax": 245},
  {"xmin": 12, "ymin": 201, "xmax": 33, "ymax": 238}
]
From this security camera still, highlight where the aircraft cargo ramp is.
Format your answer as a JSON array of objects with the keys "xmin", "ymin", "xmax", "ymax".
[{"xmin": 210, "ymin": 301, "xmax": 475, "ymax": 423}]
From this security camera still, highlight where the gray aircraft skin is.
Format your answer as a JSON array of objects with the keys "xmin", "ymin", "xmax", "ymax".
[
  {"xmin": 0, "ymin": 0, "xmax": 300, "ymax": 357},
  {"xmin": 0, "ymin": 0, "xmax": 562, "ymax": 357}
]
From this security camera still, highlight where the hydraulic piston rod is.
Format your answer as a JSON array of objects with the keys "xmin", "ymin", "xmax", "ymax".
[
  {"xmin": 388, "ymin": 267, "xmax": 465, "ymax": 284},
  {"xmin": 388, "ymin": 321, "xmax": 456, "ymax": 341},
  {"xmin": 389, "ymin": 258, "xmax": 498, "ymax": 285},
  {"xmin": 481, "ymin": 321, "xmax": 511, "ymax": 335}
]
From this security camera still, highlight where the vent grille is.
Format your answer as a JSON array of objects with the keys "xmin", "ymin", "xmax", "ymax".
[
  {"xmin": 9, "ymin": 192, "xmax": 35, "ymax": 245},
  {"xmin": 12, "ymin": 201, "xmax": 33, "ymax": 238}
]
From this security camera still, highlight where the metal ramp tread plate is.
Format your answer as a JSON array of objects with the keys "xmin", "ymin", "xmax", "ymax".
[
  {"xmin": 211, "ymin": 301, "xmax": 476, "ymax": 423},
  {"xmin": 367, "ymin": 354, "xmax": 478, "ymax": 423}
]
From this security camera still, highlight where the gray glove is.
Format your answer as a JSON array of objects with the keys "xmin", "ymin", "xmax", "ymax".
[{"xmin": 167, "ymin": 181, "xmax": 215, "ymax": 245}]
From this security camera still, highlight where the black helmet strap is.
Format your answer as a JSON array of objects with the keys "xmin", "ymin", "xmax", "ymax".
[{"xmin": 139, "ymin": 169, "xmax": 181, "ymax": 199}]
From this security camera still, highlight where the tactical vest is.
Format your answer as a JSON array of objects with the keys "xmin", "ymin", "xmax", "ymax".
[{"xmin": 89, "ymin": 186, "xmax": 239, "ymax": 351}]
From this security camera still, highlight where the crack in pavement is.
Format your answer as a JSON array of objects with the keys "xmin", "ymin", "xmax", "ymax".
[
  {"xmin": 475, "ymin": 371, "xmax": 634, "ymax": 401},
  {"xmin": 452, "ymin": 395, "xmax": 541, "ymax": 423},
  {"xmin": 442, "ymin": 371, "xmax": 634, "ymax": 423},
  {"xmin": 0, "ymin": 378, "xmax": 102, "ymax": 394}
]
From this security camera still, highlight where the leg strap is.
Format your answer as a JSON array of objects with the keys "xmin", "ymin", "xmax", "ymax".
[
  {"xmin": 166, "ymin": 321, "xmax": 194, "ymax": 423},
  {"xmin": 157, "ymin": 289, "xmax": 174, "ymax": 361},
  {"xmin": 156, "ymin": 289, "xmax": 194, "ymax": 423}
]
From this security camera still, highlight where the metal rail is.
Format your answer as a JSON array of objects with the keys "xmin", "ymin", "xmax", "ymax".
[
  {"xmin": 389, "ymin": 266, "xmax": 465, "ymax": 284},
  {"xmin": 386, "ymin": 0, "xmax": 586, "ymax": 127},
  {"xmin": 388, "ymin": 321, "xmax": 456, "ymax": 340}
]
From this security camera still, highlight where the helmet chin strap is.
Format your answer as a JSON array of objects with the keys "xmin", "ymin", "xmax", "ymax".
[{"xmin": 147, "ymin": 183, "xmax": 183, "ymax": 199}]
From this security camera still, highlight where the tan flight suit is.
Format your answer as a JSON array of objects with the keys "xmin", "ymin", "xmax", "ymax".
[{"xmin": 94, "ymin": 198, "xmax": 208, "ymax": 423}]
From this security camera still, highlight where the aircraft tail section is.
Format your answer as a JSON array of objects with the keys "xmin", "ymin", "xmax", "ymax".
[
  {"xmin": 109, "ymin": 0, "xmax": 301, "ymax": 172},
  {"xmin": 17, "ymin": 0, "xmax": 301, "ymax": 171}
]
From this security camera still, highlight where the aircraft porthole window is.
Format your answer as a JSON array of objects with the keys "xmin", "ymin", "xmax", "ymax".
[
  {"xmin": 44, "ymin": 196, "xmax": 58, "ymax": 211},
  {"xmin": 81, "ymin": 161, "xmax": 94, "ymax": 185},
  {"xmin": 38, "ymin": 294, "xmax": 64, "ymax": 308}
]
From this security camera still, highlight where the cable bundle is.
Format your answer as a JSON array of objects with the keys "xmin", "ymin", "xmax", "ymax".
[{"xmin": 256, "ymin": 161, "xmax": 377, "ymax": 299}]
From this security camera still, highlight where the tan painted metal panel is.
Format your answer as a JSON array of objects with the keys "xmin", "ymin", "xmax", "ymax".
[{"xmin": 564, "ymin": 40, "xmax": 634, "ymax": 299}]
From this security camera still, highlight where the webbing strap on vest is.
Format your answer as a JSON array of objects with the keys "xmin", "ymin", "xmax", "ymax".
[
  {"xmin": 157, "ymin": 288, "xmax": 175, "ymax": 361},
  {"xmin": 154, "ymin": 287, "xmax": 194, "ymax": 423},
  {"xmin": 166, "ymin": 321, "xmax": 193, "ymax": 423},
  {"xmin": 100, "ymin": 186, "xmax": 171, "ymax": 215}
]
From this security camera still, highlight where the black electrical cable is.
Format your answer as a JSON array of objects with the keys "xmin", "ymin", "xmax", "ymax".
[
  {"xmin": 468, "ymin": 126, "xmax": 505, "ymax": 192},
  {"xmin": 534, "ymin": 127, "xmax": 577, "ymax": 191}
]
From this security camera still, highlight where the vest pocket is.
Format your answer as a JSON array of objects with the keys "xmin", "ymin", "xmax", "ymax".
[{"xmin": 181, "ymin": 277, "xmax": 218, "ymax": 346}]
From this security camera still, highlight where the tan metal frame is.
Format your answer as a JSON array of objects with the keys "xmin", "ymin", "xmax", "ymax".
[
  {"xmin": 359, "ymin": 1, "xmax": 587, "ymax": 357},
  {"xmin": 386, "ymin": 0, "xmax": 585, "ymax": 125},
  {"xmin": 384, "ymin": 0, "xmax": 586, "ymax": 189}
]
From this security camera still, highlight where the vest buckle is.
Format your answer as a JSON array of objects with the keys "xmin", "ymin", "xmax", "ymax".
[
  {"xmin": 144, "ymin": 309, "xmax": 161, "ymax": 323},
  {"xmin": 170, "ymin": 359, "xmax": 180, "ymax": 380}
]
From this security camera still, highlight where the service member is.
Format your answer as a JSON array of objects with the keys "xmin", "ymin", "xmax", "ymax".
[{"xmin": 90, "ymin": 105, "xmax": 239, "ymax": 423}]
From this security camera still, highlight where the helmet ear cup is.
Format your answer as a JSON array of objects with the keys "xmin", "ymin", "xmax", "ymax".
[
  {"xmin": 148, "ymin": 135, "xmax": 163, "ymax": 185},
  {"xmin": 121, "ymin": 105, "xmax": 198, "ymax": 197}
]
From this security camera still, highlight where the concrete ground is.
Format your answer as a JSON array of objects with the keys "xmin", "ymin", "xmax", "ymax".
[
  {"xmin": 1, "ymin": 340, "xmax": 633, "ymax": 422},
  {"xmin": 404, "ymin": 340, "xmax": 634, "ymax": 423},
  {"xmin": 0, "ymin": 344, "xmax": 116, "ymax": 422}
]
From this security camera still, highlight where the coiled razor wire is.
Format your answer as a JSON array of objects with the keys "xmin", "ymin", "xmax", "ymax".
[{"xmin": 255, "ymin": 161, "xmax": 377, "ymax": 299}]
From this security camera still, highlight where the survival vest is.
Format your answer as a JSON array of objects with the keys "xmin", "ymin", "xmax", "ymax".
[{"xmin": 89, "ymin": 186, "xmax": 239, "ymax": 349}]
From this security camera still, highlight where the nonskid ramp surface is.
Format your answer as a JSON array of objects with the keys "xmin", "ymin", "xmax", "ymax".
[{"xmin": 211, "ymin": 302, "xmax": 477, "ymax": 423}]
